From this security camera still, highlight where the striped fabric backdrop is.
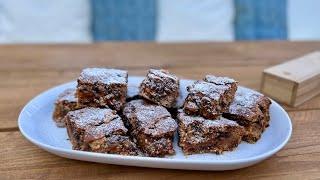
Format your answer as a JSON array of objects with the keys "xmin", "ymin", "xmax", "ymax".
[
  {"xmin": 234, "ymin": 0, "xmax": 287, "ymax": 40},
  {"xmin": 91, "ymin": 0, "xmax": 156, "ymax": 41},
  {"xmin": 91, "ymin": 0, "xmax": 287, "ymax": 41}
]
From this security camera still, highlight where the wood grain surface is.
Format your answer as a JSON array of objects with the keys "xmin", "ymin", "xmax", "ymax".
[{"xmin": 0, "ymin": 42, "xmax": 320, "ymax": 179}]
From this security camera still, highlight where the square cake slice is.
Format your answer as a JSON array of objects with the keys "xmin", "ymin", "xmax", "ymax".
[
  {"xmin": 178, "ymin": 111, "xmax": 245, "ymax": 155},
  {"xmin": 139, "ymin": 69, "xmax": 179, "ymax": 108},
  {"xmin": 65, "ymin": 107, "xmax": 138, "ymax": 156},
  {"xmin": 183, "ymin": 75, "xmax": 237, "ymax": 119},
  {"xmin": 52, "ymin": 88, "xmax": 78, "ymax": 127},
  {"xmin": 223, "ymin": 89, "xmax": 272, "ymax": 143},
  {"xmin": 123, "ymin": 99, "xmax": 178, "ymax": 157},
  {"xmin": 76, "ymin": 68, "xmax": 128, "ymax": 111}
]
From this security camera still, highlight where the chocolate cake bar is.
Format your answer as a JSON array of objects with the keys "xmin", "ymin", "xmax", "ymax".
[
  {"xmin": 123, "ymin": 99, "xmax": 178, "ymax": 157},
  {"xmin": 223, "ymin": 89, "xmax": 272, "ymax": 143},
  {"xmin": 183, "ymin": 75, "xmax": 237, "ymax": 119},
  {"xmin": 76, "ymin": 68, "xmax": 128, "ymax": 111},
  {"xmin": 65, "ymin": 107, "xmax": 138, "ymax": 156},
  {"xmin": 178, "ymin": 111, "xmax": 245, "ymax": 155},
  {"xmin": 52, "ymin": 88, "xmax": 78, "ymax": 127},
  {"xmin": 139, "ymin": 69, "xmax": 179, "ymax": 108}
]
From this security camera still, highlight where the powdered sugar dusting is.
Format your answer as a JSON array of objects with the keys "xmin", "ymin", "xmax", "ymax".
[
  {"xmin": 148, "ymin": 69, "xmax": 179, "ymax": 81},
  {"xmin": 144, "ymin": 69, "xmax": 179, "ymax": 93},
  {"xmin": 234, "ymin": 89, "xmax": 262, "ymax": 107},
  {"xmin": 67, "ymin": 107, "xmax": 118, "ymax": 129},
  {"xmin": 135, "ymin": 106, "xmax": 171, "ymax": 127},
  {"xmin": 124, "ymin": 99, "xmax": 178, "ymax": 136},
  {"xmin": 84, "ymin": 118, "xmax": 127, "ymax": 142},
  {"xmin": 146, "ymin": 117, "xmax": 178, "ymax": 136},
  {"xmin": 57, "ymin": 88, "xmax": 77, "ymax": 102},
  {"xmin": 189, "ymin": 81, "xmax": 228, "ymax": 100},
  {"xmin": 203, "ymin": 117, "xmax": 239, "ymax": 128},
  {"xmin": 106, "ymin": 135, "xmax": 131, "ymax": 144},
  {"xmin": 140, "ymin": 69, "xmax": 180, "ymax": 108},
  {"xmin": 178, "ymin": 111, "xmax": 239, "ymax": 128},
  {"xmin": 79, "ymin": 68, "xmax": 128, "ymax": 85},
  {"xmin": 226, "ymin": 89, "xmax": 265, "ymax": 116},
  {"xmin": 204, "ymin": 75, "xmax": 237, "ymax": 85}
]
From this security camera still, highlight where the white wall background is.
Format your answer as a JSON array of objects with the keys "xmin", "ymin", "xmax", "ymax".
[
  {"xmin": 0, "ymin": 0, "xmax": 91, "ymax": 43},
  {"xmin": 156, "ymin": 0, "xmax": 234, "ymax": 42},
  {"xmin": 288, "ymin": 0, "xmax": 320, "ymax": 40}
]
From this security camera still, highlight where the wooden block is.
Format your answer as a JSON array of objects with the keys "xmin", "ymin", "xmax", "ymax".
[{"xmin": 261, "ymin": 52, "xmax": 320, "ymax": 107}]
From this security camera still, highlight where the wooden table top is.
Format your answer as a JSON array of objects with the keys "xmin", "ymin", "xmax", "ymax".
[{"xmin": 1, "ymin": 42, "xmax": 320, "ymax": 179}]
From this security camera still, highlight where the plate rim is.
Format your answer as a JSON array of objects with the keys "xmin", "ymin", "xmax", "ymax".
[{"xmin": 18, "ymin": 77, "xmax": 293, "ymax": 167}]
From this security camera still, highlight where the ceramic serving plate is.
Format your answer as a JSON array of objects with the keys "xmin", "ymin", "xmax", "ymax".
[{"xmin": 18, "ymin": 76, "xmax": 292, "ymax": 171}]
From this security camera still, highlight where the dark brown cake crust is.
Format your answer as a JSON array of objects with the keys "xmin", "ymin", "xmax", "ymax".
[
  {"xmin": 76, "ymin": 68, "xmax": 128, "ymax": 111},
  {"xmin": 178, "ymin": 111, "xmax": 244, "ymax": 155},
  {"xmin": 65, "ymin": 107, "xmax": 138, "ymax": 156},
  {"xmin": 139, "ymin": 69, "xmax": 179, "ymax": 108},
  {"xmin": 123, "ymin": 99, "xmax": 178, "ymax": 157},
  {"xmin": 223, "ymin": 90, "xmax": 271, "ymax": 143},
  {"xmin": 183, "ymin": 75, "xmax": 237, "ymax": 119},
  {"xmin": 52, "ymin": 88, "xmax": 78, "ymax": 127}
]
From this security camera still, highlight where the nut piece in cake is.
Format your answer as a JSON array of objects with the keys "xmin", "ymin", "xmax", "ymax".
[
  {"xmin": 139, "ymin": 69, "xmax": 179, "ymax": 108},
  {"xmin": 123, "ymin": 99, "xmax": 178, "ymax": 157},
  {"xmin": 76, "ymin": 68, "xmax": 128, "ymax": 111},
  {"xmin": 52, "ymin": 88, "xmax": 78, "ymax": 127},
  {"xmin": 223, "ymin": 89, "xmax": 271, "ymax": 143},
  {"xmin": 183, "ymin": 75, "xmax": 237, "ymax": 119},
  {"xmin": 65, "ymin": 107, "xmax": 138, "ymax": 156},
  {"xmin": 178, "ymin": 111, "xmax": 245, "ymax": 155}
]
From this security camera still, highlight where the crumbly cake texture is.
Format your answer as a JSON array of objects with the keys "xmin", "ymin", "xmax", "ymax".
[
  {"xmin": 123, "ymin": 99, "xmax": 178, "ymax": 157},
  {"xmin": 65, "ymin": 107, "xmax": 139, "ymax": 156},
  {"xmin": 223, "ymin": 89, "xmax": 272, "ymax": 143},
  {"xmin": 178, "ymin": 111, "xmax": 245, "ymax": 155},
  {"xmin": 139, "ymin": 69, "xmax": 180, "ymax": 108},
  {"xmin": 52, "ymin": 88, "xmax": 78, "ymax": 127},
  {"xmin": 183, "ymin": 75, "xmax": 238, "ymax": 119},
  {"xmin": 76, "ymin": 68, "xmax": 128, "ymax": 111}
]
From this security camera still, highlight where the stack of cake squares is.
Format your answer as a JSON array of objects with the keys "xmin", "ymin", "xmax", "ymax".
[
  {"xmin": 53, "ymin": 67, "xmax": 271, "ymax": 157},
  {"xmin": 178, "ymin": 75, "xmax": 245, "ymax": 155},
  {"xmin": 53, "ymin": 68, "xmax": 180, "ymax": 157},
  {"xmin": 54, "ymin": 68, "xmax": 140, "ymax": 156},
  {"xmin": 124, "ymin": 69, "xmax": 179, "ymax": 157},
  {"xmin": 179, "ymin": 75, "xmax": 271, "ymax": 155}
]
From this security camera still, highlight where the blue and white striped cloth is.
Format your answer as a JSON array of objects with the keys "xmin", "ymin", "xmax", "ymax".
[
  {"xmin": 91, "ymin": 0, "xmax": 287, "ymax": 41},
  {"xmin": 234, "ymin": 0, "xmax": 287, "ymax": 40},
  {"xmin": 91, "ymin": 0, "xmax": 156, "ymax": 41},
  {"xmin": 1, "ymin": 0, "xmax": 319, "ymax": 43}
]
